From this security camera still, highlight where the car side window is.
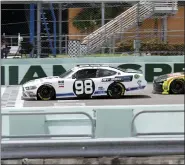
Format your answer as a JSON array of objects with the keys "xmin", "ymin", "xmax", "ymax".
[
  {"xmin": 97, "ymin": 69, "xmax": 117, "ymax": 78},
  {"xmin": 73, "ymin": 69, "xmax": 98, "ymax": 79}
]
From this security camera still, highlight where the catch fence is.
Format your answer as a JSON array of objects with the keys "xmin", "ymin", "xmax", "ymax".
[{"xmin": 1, "ymin": 1, "xmax": 184, "ymax": 58}]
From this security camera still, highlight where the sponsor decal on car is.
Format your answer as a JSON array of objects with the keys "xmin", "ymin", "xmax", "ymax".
[
  {"xmin": 98, "ymin": 86, "xmax": 105, "ymax": 91},
  {"xmin": 102, "ymin": 78, "xmax": 111, "ymax": 82},
  {"xmin": 102, "ymin": 76, "xmax": 133, "ymax": 82},
  {"xmin": 58, "ymin": 80, "xmax": 64, "ymax": 87}
]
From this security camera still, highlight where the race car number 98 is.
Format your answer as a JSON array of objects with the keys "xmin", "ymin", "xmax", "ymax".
[{"xmin": 73, "ymin": 79, "xmax": 95, "ymax": 97}]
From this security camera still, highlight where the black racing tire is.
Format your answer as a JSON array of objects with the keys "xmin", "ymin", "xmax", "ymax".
[
  {"xmin": 170, "ymin": 79, "xmax": 185, "ymax": 94},
  {"xmin": 107, "ymin": 82, "xmax": 125, "ymax": 99},
  {"xmin": 37, "ymin": 84, "xmax": 56, "ymax": 101}
]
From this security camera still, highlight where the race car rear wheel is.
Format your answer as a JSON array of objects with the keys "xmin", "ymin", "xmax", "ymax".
[
  {"xmin": 107, "ymin": 82, "xmax": 125, "ymax": 99},
  {"xmin": 37, "ymin": 85, "xmax": 56, "ymax": 100},
  {"xmin": 170, "ymin": 79, "xmax": 185, "ymax": 94}
]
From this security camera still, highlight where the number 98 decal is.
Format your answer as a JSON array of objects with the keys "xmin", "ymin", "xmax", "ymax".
[{"xmin": 73, "ymin": 79, "xmax": 95, "ymax": 97}]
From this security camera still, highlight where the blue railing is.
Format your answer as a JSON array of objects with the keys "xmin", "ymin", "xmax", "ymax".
[{"xmin": 29, "ymin": 3, "xmax": 57, "ymax": 57}]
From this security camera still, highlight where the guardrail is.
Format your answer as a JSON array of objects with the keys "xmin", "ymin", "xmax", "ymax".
[
  {"xmin": 131, "ymin": 110, "xmax": 184, "ymax": 137},
  {"xmin": 1, "ymin": 111, "xmax": 96, "ymax": 139},
  {"xmin": 2, "ymin": 138, "xmax": 184, "ymax": 159}
]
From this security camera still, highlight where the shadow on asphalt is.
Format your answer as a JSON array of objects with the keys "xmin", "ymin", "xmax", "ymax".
[
  {"xmin": 56, "ymin": 95, "xmax": 151, "ymax": 101},
  {"xmin": 23, "ymin": 95, "xmax": 151, "ymax": 101}
]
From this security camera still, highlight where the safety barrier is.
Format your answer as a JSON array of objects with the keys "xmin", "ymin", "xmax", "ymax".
[
  {"xmin": 131, "ymin": 110, "xmax": 184, "ymax": 137},
  {"xmin": 1, "ymin": 111, "xmax": 96, "ymax": 139},
  {"xmin": 2, "ymin": 104, "xmax": 184, "ymax": 139},
  {"xmin": 1, "ymin": 105, "xmax": 184, "ymax": 159},
  {"xmin": 2, "ymin": 137, "xmax": 184, "ymax": 159}
]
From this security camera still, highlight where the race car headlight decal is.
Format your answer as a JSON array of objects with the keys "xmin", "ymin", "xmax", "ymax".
[
  {"xmin": 27, "ymin": 91, "xmax": 36, "ymax": 97},
  {"xmin": 134, "ymin": 74, "xmax": 140, "ymax": 79},
  {"xmin": 155, "ymin": 78, "xmax": 166, "ymax": 83},
  {"xmin": 25, "ymin": 86, "xmax": 37, "ymax": 90}
]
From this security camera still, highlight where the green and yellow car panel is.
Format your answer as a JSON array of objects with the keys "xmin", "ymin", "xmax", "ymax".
[
  {"xmin": 153, "ymin": 72, "xmax": 185, "ymax": 95},
  {"xmin": 162, "ymin": 75, "xmax": 185, "ymax": 94}
]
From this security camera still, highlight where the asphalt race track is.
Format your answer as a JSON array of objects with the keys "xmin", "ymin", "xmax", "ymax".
[{"xmin": 1, "ymin": 84, "xmax": 184, "ymax": 108}]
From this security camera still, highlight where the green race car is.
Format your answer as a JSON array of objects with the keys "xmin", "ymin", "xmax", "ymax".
[{"xmin": 153, "ymin": 72, "xmax": 185, "ymax": 94}]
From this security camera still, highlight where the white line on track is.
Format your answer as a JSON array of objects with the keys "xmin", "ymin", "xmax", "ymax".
[
  {"xmin": 14, "ymin": 86, "xmax": 24, "ymax": 108},
  {"xmin": 57, "ymin": 100, "xmax": 81, "ymax": 102},
  {"xmin": 51, "ymin": 104, "xmax": 184, "ymax": 108},
  {"xmin": 1, "ymin": 86, "xmax": 6, "ymax": 97},
  {"xmin": 54, "ymin": 102, "xmax": 86, "ymax": 107}
]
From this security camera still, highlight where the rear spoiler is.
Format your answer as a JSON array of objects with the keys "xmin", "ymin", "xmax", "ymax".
[
  {"xmin": 137, "ymin": 69, "xmax": 143, "ymax": 74},
  {"xmin": 125, "ymin": 68, "xmax": 143, "ymax": 74}
]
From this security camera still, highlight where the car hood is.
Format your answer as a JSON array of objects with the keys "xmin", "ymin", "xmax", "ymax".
[
  {"xmin": 23, "ymin": 76, "xmax": 61, "ymax": 86},
  {"xmin": 154, "ymin": 72, "xmax": 184, "ymax": 82},
  {"xmin": 167, "ymin": 72, "xmax": 184, "ymax": 78},
  {"xmin": 39, "ymin": 76, "xmax": 60, "ymax": 82}
]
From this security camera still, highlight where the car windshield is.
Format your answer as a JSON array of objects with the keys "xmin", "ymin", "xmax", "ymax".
[{"xmin": 59, "ymin": 69, "xmax": 73, "ymax": 78}]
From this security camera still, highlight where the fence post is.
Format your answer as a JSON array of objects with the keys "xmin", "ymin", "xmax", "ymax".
[
  {"xmin": 162, "ymin": 15, "xmax": 168, "ymax": 43},
  {"xmin": 65, "ymin": 35, "xmax": 68, "ymax": 55},
  {"xmin": 101, "ymin": 2, "xmax": 105, "ymax": 54},
  {"xmin": 29, "ymin": 3, "xmax": 35, "ymax": 58},
  {"xmin": 59, "ymin": 3, "xmax": 62, "ymax": 55},
  {"xmin": 135, "ymin": 2, "xmax": 142, "ymax": 56},
  {"xmin": 50, "ymin": 3, "xmax": 57, "ymax": 57},
  {"xmin": 37, "ymin": 2, "xmax": 41, "ymax": 58}
]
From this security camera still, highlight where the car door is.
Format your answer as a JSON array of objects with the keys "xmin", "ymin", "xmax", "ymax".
[
  {"xmin": 71, "ymin": 68, "xmax": 98, "ymax": 98},
  {"xmin": 93, "ymin": 69, "xmax": 118, "ymax": 96},
  {"xmin": 54, "ymin": 69, "xmax": 77, "ymax": 98}
]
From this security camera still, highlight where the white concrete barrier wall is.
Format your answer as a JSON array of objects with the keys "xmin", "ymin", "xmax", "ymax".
[
  {"xmin": 1, "ymin": 104, "xmax": 184, "ymax": 139},
  {"xmin": 1, "ymin": 56, "xmax": 184, "ymax": 85}
]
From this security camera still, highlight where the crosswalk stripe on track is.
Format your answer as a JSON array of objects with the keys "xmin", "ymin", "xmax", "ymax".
[{"xmin": 1, "ymin": 86, "xmax": 24, "ymax": 108}]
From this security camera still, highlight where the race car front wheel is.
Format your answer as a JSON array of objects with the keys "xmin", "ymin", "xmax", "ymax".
[
  {"xmin": 170, "ymin": 79, "xmax": 185, "ymax": 94},
  {"xmin": 37, "ymin": 85, "xmax": 56, "ymax": 100},
  {"xmin": 107, "ymin": 82, "xmax": 125, "ymax": 99}
]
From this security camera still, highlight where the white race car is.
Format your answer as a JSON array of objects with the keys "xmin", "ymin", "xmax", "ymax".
[{"xmin": 22, "ymin": 64, "xmax": 147, "ymax": 100}]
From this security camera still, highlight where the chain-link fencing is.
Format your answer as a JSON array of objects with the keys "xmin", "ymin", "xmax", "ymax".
[{"xmin": 1, "ymin": 1, "xmax": 184, "ymax": 58}]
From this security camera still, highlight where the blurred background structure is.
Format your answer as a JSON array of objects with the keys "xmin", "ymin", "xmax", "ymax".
[{"xmin": 1, "ymin": 0, "xmax": 184, "ymax": 58}]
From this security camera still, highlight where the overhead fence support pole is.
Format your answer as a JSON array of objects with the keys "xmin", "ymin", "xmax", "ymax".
[
  {"xmin": 59, "ymin": 3, "xmax": 62, "ymax": 55},
  {"xmin": 50, "ymin": 3, "xmax": 57, "ymax": 57},
  {"xmin": 0, "ymin": 2, "xmax": 2, "ymax": 164},
  {"xmin": 29, "ymin": 3, "xmax": 35, "ymax": 58},
  {"xmin": 37, "ymin": 2, "xmax": 41, "ymax": 58},
  {"xmin": 134, "ymin": 2, "xmax": 142, "ymax": 56},
  {"xmin": 162, "ymin": 15, "xmax": 168, "ymax": 43},
  {"xmin": 101, "ymin": 2, "xmax": 105, "ymax": 54}
]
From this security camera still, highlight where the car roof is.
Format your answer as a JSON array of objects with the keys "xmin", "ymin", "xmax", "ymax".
[{"xmin": 73, "ymin": 64, "xmax": 118, "ymax": 71}]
